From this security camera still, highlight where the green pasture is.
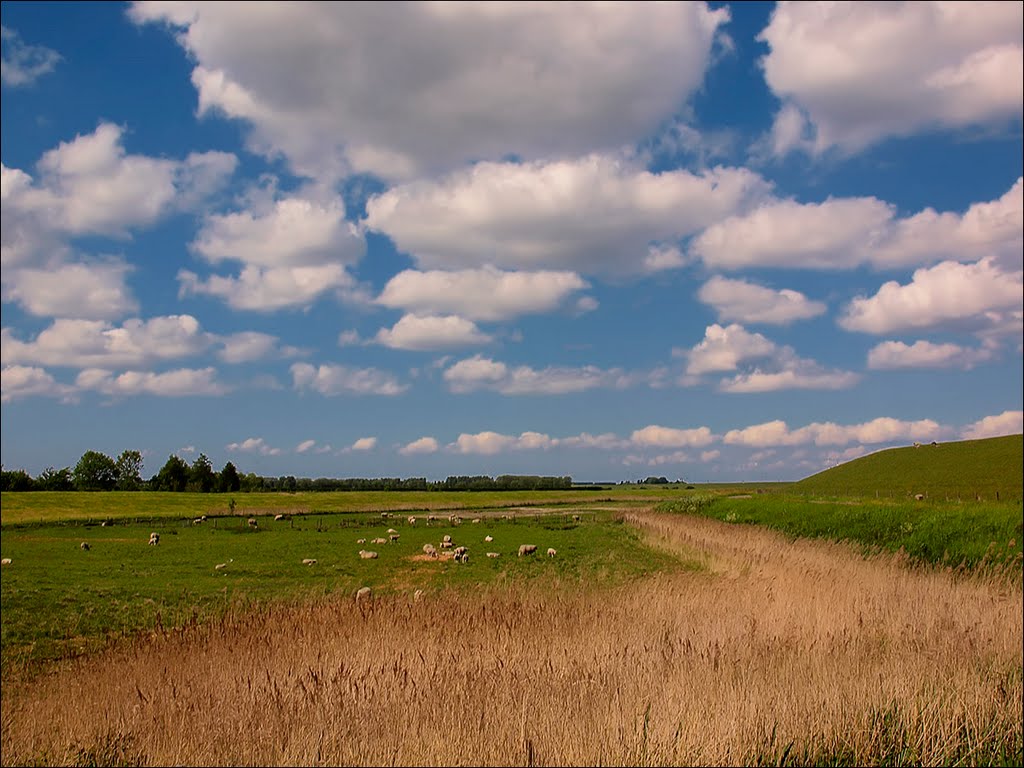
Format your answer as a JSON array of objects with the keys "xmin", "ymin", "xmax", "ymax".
[
  {"xmin": 0, "ymin": 486, "xmax": 687, "ymax": 526},
  {"xmin": 0, "ymin": 509, "xmax": 689, "ymax": 675},
  {"xmin": 660, "ymin": 494, "xmax": 1023, "ymax": 571},
  {"xmin": 792, "ymin": 434, "xmax": 1023, "ymax": 502}
]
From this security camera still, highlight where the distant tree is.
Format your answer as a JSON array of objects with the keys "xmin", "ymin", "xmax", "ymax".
[
  {"xmin": 151, "ymin": 454, "xmax": 190, "ymax": 492},
  {"xmin": 73, "ymin": 451, "xmax": 117, "ymax": 491},
  {"xmin": 36, "ymin": 466, "xmax": 74, "ymax": 491},
  {"xmin": 218, "ymin": 461, "xmax": 241, "ymax": 493},
  {"xmin": 114, "ymin": 450, "xmax": 144, "ymax": 491},
  {"xmin": 1, "ymin": 468, "xmax": 35, "ymax": 492},
  {"xmin": 188, "ymin": 453, "xmax": 217, "ymax": 493}
]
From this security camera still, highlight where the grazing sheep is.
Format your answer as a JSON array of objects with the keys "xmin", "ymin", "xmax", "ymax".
[
  {"xmin": 486, "ymin": 552, "xmax": 500, "ymax": 558},
  {"xmin": 914, "ymin": 494, "xmax": 925, "ymax": 501},
  {"xmin": 381, "ymin": 513, "xmax": 389, "ymax": 520},
  {"xmin": 427, "ymin": 515, "xmax": 437, "ymax": 522},
  {"xmin": 472, "ymin": 518, "xmax": 481, "ymax": 524},
  {"xmin": 100, "ymin": 520, "xmax": 110, "ymax": 527},
  {"xmin": 518, "ymin": 544, "xmax": 537, "ymax": 557},
  {"xmin": 440, "ymin": 540, "xmax": 453, "ymax": 549},
  {"xmin": 0, "ymin": 558, "xmax": 11, "ymax": 566},
  {"xmin": 201, "ymin": 515, "xmax": 207, "ymax": 522},
  {"xmin": 442, "ymin": 534, "xmax": 452, "ymax": 543},
  {"xmin": 193, "ymin": 517, "xmax": 204, "ymax": 525},
  {"xmin": 302, "ymin": 558, "xmax": 318, "ymax": 566},
  {"xmin": 149, "ymin": 532, "xmax": 160, "ymax": 546},
  {"xmin": 389, "ymin": 533, "xmax": 400, "ymax": 542},
  {"xmin": 547, "ymin": 548, "xmax": 557, "ymax": 558},
  {"xmin": 423, "ymin": 543, "xmax": 438, "ymax": 558},
  {"xmin": 247, "ymin": 517, "xmax": 258, "ymax": 529},
  {"xmin": 449, "ymin": 514, "xmax": 462, "ymax": 525},
  {"xmin": 357, "ymin": 538, "xmax": 367, "ymax": 544},
  {"xmin": 80, "ymin": 542, "xmax": 90, "ymax": 551},
  {"xmin": 387, "ymin": 528, "xmax": 398, "ymax": 534},
  {"xmin": 356, "ymin": 586, "xmax": 372, "ymax": 601},
  {"xmin": 275, "ymin": 514, "xmax": 287, "ymax": 521},
  {"xmin": 214, "ymin": 559, "xmax": 233, "ymax": 570},
  {"xmin": 457, "ymin": 552, "xmax": 470, "ymax": 563},
  {"xmin": 572, "ymin": 514, "xmax": 581, "ymax": 522},
  {"xmin": 408, "ymin": 516, "xmax": 416, "ymax": 525},
  {"xmin": 484, "ymin": 535, "xmax": 494, "ymax": 542},
  {"xmin": 359, "ymin": 550, "xmax": 379, "ymax": 559},
  {"xmin": 453, "ymin": 546, "xmax": 468, "ymax": 557},
  {"xmin": 372, "ymin": 537, "xmax": 388, "ymax": 545}
]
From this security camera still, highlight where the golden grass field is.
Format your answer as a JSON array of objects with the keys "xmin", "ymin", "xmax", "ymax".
[{"xmin": 2, "ymin": 509, "xmax": 1021, "ymax": 766}]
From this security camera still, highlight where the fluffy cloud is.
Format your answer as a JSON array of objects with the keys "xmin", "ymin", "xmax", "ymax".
[
  {"xmin": 1, "ymin": 25, "xmax": 60, "ymax": 86},
  {"xmin": 376, "ymin": 267, "xmax": 589, "ymax": 322},
  {"xmin": 452, "ymin": 431, "xmax": 555, "ymax": 455},
  {"xmin": 75, "ymin": 367, "xmax": 228, "ymax": 397},
  {"xmin": 960, "ymin": 410, "xmax": 1024, "ymax": 440},
  {"xmin": 630, "ymin": 425, "xmax": 714, "ymax": 448},
  {"xmin": 374, "ymin": 314, "xmax": 492, "ymax": 351},
  {"xmin": 866, "ymin": 340, "xmax": 996, "ymax": 370},
  {"xmin": 1, "ymin": 261, "xmax": 138, "ymax": 320},
  {"xmin": 295, "ymin": 439, "xmax": 332, "ymax": 455},
  {"xmin": 1, "ymin": 315, "xmax": 211, "ymax": 368},
  {"xmin": 443, "ymin": 355, "xmax": 638, "ymax": 395},
  {"xmin": 131, "ymin": 2, "xmax": 728, "ymax": 180},
  {"xmin": 226, "ymin": 437, "xmax": 282, "ymax": 456},
  {"xmin": 698, "ymin": 276, "xmax": 826, "ymax": 325},
  {"xmin": 291, "ymin": 362, "xmax": 406, "ymax": 396},
  {"xmin": 349, "ymin": 437, "xmax": 377, "ymax": 452},
  {"xmin": 759, "ymin": 2, "xmax": 1023, "ymax": 155},
  {"xmin": 691, "ymin": 180, "xmax": 1022, "ymax": 271},
  {"xmin": 364, "ymin": 155, "xmax": 769, "ymax": 275},
  {"xmin": 192, "ymin": 194, "xmax": 364, "ymax": 268},
  {"xmin": 178, "ymin": 264, "xmax": 366, "ymax": 312},
  {"xmin": 839, "ymin": 257, "xmax": 1024, "ymax": 334},
  {"xmin": 0, "ymin": 365, "xmax": 72, "ymax": 402},
  {"xmin": 719, "ymin": 367, "xmax": 860, "ymax": 393},
  {"xmin": 682, "ymin": 324, "xmax": 778, "ymax": 375},
  {"xmin": 399, "ymin": 436, "xmax": 439, "ymax": 456},
  {"xmin": 724, "ymin": 417, "xmax": 947, "ymax": 447}
]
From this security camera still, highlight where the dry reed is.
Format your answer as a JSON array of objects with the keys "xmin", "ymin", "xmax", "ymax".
[{"xmin": 2, "ymin": 511, "xmax": 1020, "ymax": 766}]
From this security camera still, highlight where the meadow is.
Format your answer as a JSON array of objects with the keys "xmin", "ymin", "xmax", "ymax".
[{"xmin": 1, "ymin": 510, "xmax": 1019, "ymax": 766}]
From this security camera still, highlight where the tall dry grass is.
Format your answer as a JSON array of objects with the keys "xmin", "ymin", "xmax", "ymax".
[{"xmin": 2, "ymin": 511, "xmax": 1020, "ymax": 766}]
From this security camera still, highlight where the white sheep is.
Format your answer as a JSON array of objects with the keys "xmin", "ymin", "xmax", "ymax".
[
  {"xmin": 302, "ymin": 558, "xmax": 318, "ymax": 566},
  {"xmin": 356, "ymin": 586, "xmax": 372, "ymax": 601},
  {"xmin": 472, "ymin": 518, "xmax": 481, "ymax": 524},
  {"xmin": 247, "ymin": 518, "xmax": 258, "ymax": 529},
  {"xmin": 193, "ymin": 517, "xmax": 204, "ymax": 525},
  {"xmin": 372, "ymin": 537, "xmax": 388, "ymax": 545},
  {"xmin": 453, "ymin": 546, "xmax": 469, "ymax": 563},
  {"xmin": 149, "ymin": 532, "xmax": 160, "ymax": 546},
  {"xmin": 572, "ymin": 514, "xmax": 581, "ymax": 522},
  {"xmin": 381, "ymin": 512, "xmax": 389, "ymax": 520},
  {"xmin": 389, "ymin": 533, "xmax": 400, "ymax": 542},
  {"xmin": 423, "ymin": 543, "xmax": 438, "ymax": 558},
  {"xmin": 408, "ymin": 516, "xmax": 416, "ymax": 525},
  {"xmin": 440, "ymin": 540, "xmax": 453, "ymax": 549},
  {"xmin": 547, "ymin": 548, "xmax": 557, "ymax": 558},
  {"xmin": 214, "ymin": 559, "xmax": 233, "ymax": 570},
  {"xmin": 484, "ymin": 535, "xmax": 494, "ymax": 542},
  {"xmin": 359, "ymin": 550, "xmax": 379, "ymax": 560},
  {"xmin": 486, "ymin": 552, "xmax": 500, "ymax": 558},
  {"xmin": 275, "ymin": 514, "xmax": 287, "ymax": 521},
  {"xmin": 0, "ymin": 558, "xmax": 11, "ymax": 565},
  {"xmin": 387, "ymin": 528, "xmax": 398, "ymax": 534},
  {"xmin": 442, "ymin": 534, "xmax": 452, "ymax": 543},
  {"xmin": 357, "ymin": 538, "xmax": 367, "ymax": 544},
  {"xmin": 518, "ymin": 544, "xmax": 537, "ymax": 557},
  {"xmin": 80, "ymin": 542, "xmax": 90, "ymax": 551}
]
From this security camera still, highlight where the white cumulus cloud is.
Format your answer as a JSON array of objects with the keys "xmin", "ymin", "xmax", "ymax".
[
  {"xmin": 400, "ymin": 436, "xmax": 439, "ymax": 456},
  {"xmin": 866, "ymin": 340, "xmax": 997, "ymax": 370},
  {"xmin": 960, "ymin": 410, "xmax": 1023, "ymax": 440},
  {"xmin": 698, "ymin": 276, "xmax": 826, "ymax": 325},
  {"xmin": 374, "ymin": 314, "xmax": 492, "ymax": 351},
  {"xmin": 291, "ymin": 362, "xmax": 406, "ymax": 397}
]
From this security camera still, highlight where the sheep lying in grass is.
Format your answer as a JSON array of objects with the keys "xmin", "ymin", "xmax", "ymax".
[
  {"xmin": 357, "ymin": 538, "xmax": 367, "ymax": 544},
  {"xmin": 518, "ymin": 544, "xmax": 537, "ymax": 557},
  {"xmin": 440, "ymin": 540, "xmax": 453, "ymax": 549},
  {"xmin": 486, "ymin": 552, "xmax": 500, "ymax": 558},
  {"xmin": 214, "ymin": 559, "xmax": 233, "ymax": 570},
  {"xmin": 472, "ymin": 518, "xmax": 481, "ymax": 524},
  {"xmin": 302, "ymin": 558, "xmax": 317, "ymax": 566},
  {"xmin": 372, "ymin": 537, "xmax": 388, "ymax": 545},
  {"xmin": 355, "ymin": 586, "xmax": 372, "ymax": 601},
  {"xmin": 387, "ymin": 528, "xmax": 398, "ymax": 534},
  {"xmin": 359, "ymin": 550, "xmax": 379, "ymax": 559},
  {"xmin": 547, "ymin": 548, "xmax": 557, "ymax": 558},
  {"xmin": 149, "ymin": 532, "xmax": 160, "ymax": 546},
  {"xmin": 80, "ymin": 542, "xmax": 90, "ymax": 551},
  {"xmin": 484, "ymin": 535, "xmax": 494, "ymax": 542},
  {"xmin": 442, "ymin": 534, "xmax": 452, "ymax": 544}
]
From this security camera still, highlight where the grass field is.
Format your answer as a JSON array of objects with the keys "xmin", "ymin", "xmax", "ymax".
[
  {"xmin": 0, "ymin": 486, "xmax": 685, "ymax": 526},
  {"xmin": 0, "ymin": 508, "xmax": 688, "ymax": 675},
  {"xmin": 659, "ymin": 493, "xmax": 1023, "ymax": 572},
  {"xmin": 792, "ymin": 434, "xmax": 1023, "ymax": 501}
]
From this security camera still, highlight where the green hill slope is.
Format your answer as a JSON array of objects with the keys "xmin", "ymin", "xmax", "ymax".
[{"xmin": 792, "ymin": 434, "xmax": 1023, "ymax": 501}]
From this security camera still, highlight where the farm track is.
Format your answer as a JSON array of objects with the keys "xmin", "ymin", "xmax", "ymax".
[{"xmin": 2, "ymin": 508, "xmax": 1021, "ymax": 766}]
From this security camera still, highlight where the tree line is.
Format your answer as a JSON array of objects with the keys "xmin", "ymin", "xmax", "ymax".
[{"xmin": 1, "ymin": 450, "xmax": 574, "ymax": 493}]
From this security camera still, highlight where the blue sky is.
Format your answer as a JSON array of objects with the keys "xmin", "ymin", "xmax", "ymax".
[{"xmin": 2, "ymin": 1, "xmax": 1021, "ymax": 483}]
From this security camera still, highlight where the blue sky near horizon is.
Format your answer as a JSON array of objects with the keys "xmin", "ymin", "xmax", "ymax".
[{"xmin": 2, "ymin": 1, "xmax": 1022, "ymax": 483}]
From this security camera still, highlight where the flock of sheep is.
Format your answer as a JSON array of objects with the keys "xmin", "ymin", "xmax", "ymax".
[{"xmin": 55, "ymin": 509, "xmax": 568, "ymax": 601}]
